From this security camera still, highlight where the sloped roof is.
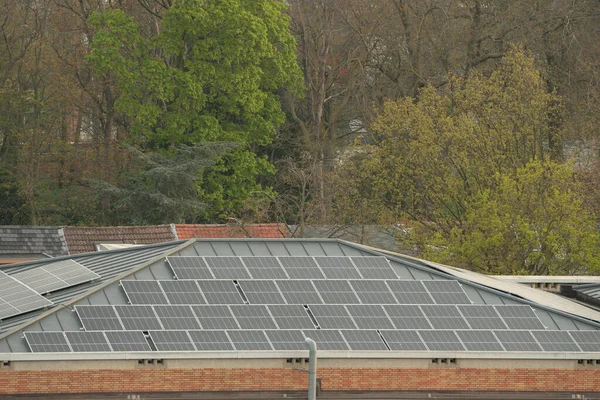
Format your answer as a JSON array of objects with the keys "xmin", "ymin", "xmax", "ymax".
[
  {"xmin": 175, "ymin": 223, "xmax": 288, "ymax": 239},
  {"xmin": 1, "ymin": 239, "xmax": 599, "ymax": 359},
  {"xmin": 62, "ymin": 225, "xmax": 177, "ymax": 254},
  {"xmin": 0, "ymin": 226, "xmax": 68, "ymax": 258},
  {"xmin": 573, "ymin": 283, "xmax": 600, "ymax": 308}
]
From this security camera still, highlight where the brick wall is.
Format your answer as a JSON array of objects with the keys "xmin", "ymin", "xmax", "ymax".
[{"xmin": 1, "ymin": 367, "xmax": 600, "ymax": 394}]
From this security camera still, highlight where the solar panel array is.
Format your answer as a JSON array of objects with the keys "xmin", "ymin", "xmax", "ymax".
[
  {"xmin": 0, "ymin": 270, "xmax": 53, "ymax": 320},
  {"xmin": 13, "ymin": 260, "xmax": 100, "ymax": 295},
  {"xmin": 21, "ymin": 256, "xmax": 600, "ymax": 353}
]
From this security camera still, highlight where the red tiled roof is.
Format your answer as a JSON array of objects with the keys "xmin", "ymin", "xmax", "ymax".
[
  {"xmin": 175, "ymin": 224, "xmax": 289, "ymax": 240},
  {"xmin": 62, "ymin": 225, "xmax": 176, "ymax": 254}
]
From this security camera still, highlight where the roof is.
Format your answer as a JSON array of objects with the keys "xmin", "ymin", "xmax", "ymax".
[
  {"xmin": 1, "ymin": 239, "xmax": 600, "ymax": 360},
  {"xmin": 573, "ymin": 283, "xmax": 600, "ymax": 308},
  {"xmin": 175, "ymin": 223, "xmax": 288, "ymax": 239},
  {"xmin": 62, "ymin": 225, "xmax": 176, "ymax": 254},
  {"xmin": 0, "ymin": 226, "xmax": 68, "ymax": 259}
]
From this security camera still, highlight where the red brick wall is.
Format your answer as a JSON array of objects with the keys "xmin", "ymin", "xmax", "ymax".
[{"xmin": 1, "ymin": 367, "xmax": 599, "ymax": 394}]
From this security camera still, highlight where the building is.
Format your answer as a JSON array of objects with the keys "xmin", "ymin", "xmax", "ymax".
[{"xmin": 0, "ymin": 238, "xmax": 599, "ymax": 398}]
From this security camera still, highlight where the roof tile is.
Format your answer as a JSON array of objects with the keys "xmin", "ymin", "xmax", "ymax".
[{"xmin": 174, "ymin": 224, "xmax": 288, "ymax": 239}]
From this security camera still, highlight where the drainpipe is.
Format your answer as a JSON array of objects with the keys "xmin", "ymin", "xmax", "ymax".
[{"xmin": 305, "ymin": 337, "xmax": 317, "ymax": 400}]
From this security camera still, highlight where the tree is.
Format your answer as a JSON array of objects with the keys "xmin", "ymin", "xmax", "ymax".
[{"xmin": 87, "ymin": 0, "xmax": 302, "ymax": 221}]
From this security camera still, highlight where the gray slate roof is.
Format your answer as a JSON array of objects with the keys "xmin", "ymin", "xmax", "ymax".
[{"xmin": 0, "ymin": 226, "xmax": 68, "ymax": 258}]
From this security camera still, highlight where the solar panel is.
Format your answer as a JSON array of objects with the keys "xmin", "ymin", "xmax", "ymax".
[
  {"xmin": 278, "ymin": 257, "xmax": 325, "ymax": 279},
  {"xmin": 341, "ymin": 330, "xmax": 388, "ymax": 350},
  {"xmin": 204, "ymin": 257, "xmax": 251, "ymax": 279},
  {"xmin": 569, "ymin": 331, "xmax": 600, "ymax": 352},
  {"xmin": 65, "ymin": 331, "xmax": 111, "ymax": 352},
  {"xmin": 241, "ymin": 257, "xmax": 288, "ymax": 279},
  {"xmin": 455, "ymin": 330, "xmax": 504, "ymax": 351},
  {"xmin": 494, "ymin": 305, "xmax": 545, "ymax": 329},
  {"xmin": 308, "ymin": 304, "xmax": 357, "ymax": 329},
  {"xmin": 114, "ymin": 305, "xmax": 162, "ymax": 330},
  {"xmin": 196, "ymin": 280, "xmax": 244, "ymax": 304},
  {"xmin": 380, "ymin": 330, "xmax": 427, "ymax": 351},
  {"xmin": 346, "ymin": 304, "xmax": 394, "ymax": 329},
  {"xmin": 75, "ymin": 305, "xmax": 124, "ymax": 331},
  {"xmin": 386, "ymin": 280, "xmax": 434, "ymax": 304},
  {"xmin": 238, "ymin": 280, "xmax": 286, "ymax": 304},
  {"xmin": 14, "ymin": 260, "xmax": 99, "ymax": 295},
  {"xmin": 227, "ymin": 330, "xmax": 273, "ymax": 350},
  {"xmin": 422, "ymin": 281, "xmax": 471, "ymax": 304},
  {"xmin": 24, "ymin": 332, "xmax": 71, "ymax": 352},
  {"xmin": 267, "ymin": 305, "xmax": 316, "ymax": 329},
  {"xmin": 105, "ymin": 331, "xmax": 151, "ymax": 351},
  {"xmin": 531, "ymin": 331, "xmax": 581, "ymax": 352},
  {"xmin": 159, "ymin": 280, "xmax": 205, "ymax": 305},
  {"xmin": 314, "ymin": 257, "xmax": 362, "ymax": 279},
  {"xmin": 458, "ymin": 305, "xmax": 508, "ymax": 329},
  {"xmin": 121, "ymin": 281, "xmax": 169, "ymax": 305},
  {"xmin": 276, "ymin": 280, "xmax": 322, "ymax": 304},
  {"xmin": 312, "ymin": 280, "xmax": 360, "ymax": 304},
  {"xmin": 494, "ymin": 330, "xmax": 542, "ymax": 352},
  {"xmin": 265, "ymin": 330, "xmax": 307, "ymax": 350},
  {"xmin": 350, "ymin": 257, "xmax": 398, "ymax": 279},
  {"xmin": 419, "ymin": 330, "xmax": 465, "ymax": 351},
  {"xmin": 302, "ymin": 330, "xmax": 349, "ymax": 350},
  {"xmin": 383, "ymin": 305, "xmax": 432, "ymax": 329},
  {"xmin": 349, "ymin": 280, "xmax": 397, "ymax": 304},
  {"xmin": 167, "ymin": 257, "xmax": 214, "ymax": 279},
  {"xmin": 149, "ymin": 330, "xmax": 195, "ymax": 351},
  {"xmin": 188, "ymin": 330, "xmax": 235, "ymax": 351},
  {"xmin": 229, "ymin": 305, "xmax": 277, "ymax": 329},
  {"xmin": 191, "ymin": 305, "xmax": 240, "ymax": 329},
  {"xmin": 421, "ymin": 305, "xmax": 469, "ymax": 329},
  {"xmin": 154, "ymin": 305, "xmax": 201, "ymax": 330},
  {"xmin": 0, "ymin": 270, "xmax": 54, "ymax": 320}
]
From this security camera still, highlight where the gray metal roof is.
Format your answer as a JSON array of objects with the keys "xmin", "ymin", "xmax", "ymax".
[
  {"xmin": 1, "ymin": 238, "xmax": 599, "ymax": 358},
  {"xmin": 0, "ymin": 226, "xmax": 68, "ymax": 258},
  {"xmin": 573, "ymin": 283, "xmax": 600, "ymax": 308}
]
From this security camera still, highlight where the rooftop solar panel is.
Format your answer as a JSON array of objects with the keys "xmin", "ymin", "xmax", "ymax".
[
  {"xmin": 455, "ymin": 330, "xmax": 504, "ymax": 351},
  {"xmin": 350, "ymin": 257, "xmax": 398, "ymax": 279},
  {"xmin": 0, "ymin": 270, "xmax": 54, "ymax": 320},
  {"xmin": 114, "ymin": 305, "xmax": 163, "ymax": 331},
  {"xmin": 302, "ymin": 330, "xmax": 349, "ymax": 350},
  {"xmin": 153, "ymin": 305, "xmax": 201, "ymax": 330},
  {"xmin": 267, "ymin": 305, "xmax": 316, "ymax": 329},
  {"xmin": 159, "ymin": 280, "xmax": 206, "ymax": 305},
  {"xmin": 383, "ymin": 305, "xmax": 432, "ymax": 329},
  {"xmin": 380, "ymin": 330, "xmax": 427, "ymax": 351},
  {"xmin": 105, "ymin": 331, "xmax": 151, "ymax": 351},
  {"xmin": 494, "ymin": 305, "xmax": 546, "ymax": 330},
  {"xmin": 265, "ymin": 330, "xmax": 307, "ymax": 350},
  {"xmin": 494, "ymin": 330, "xmax": 542, "ymax": 352},
  {"xmin": 531, "ymin": 331, "xmax": 581, "ymax": 352},
  {"xmin": 569, "ymin": 331, "xmax": 600, "ymax": 352},
  {"xmin": 65, "ymin": 331, "xmax": 112, "ymax": 352},
  {"xmin": 308, "ymin": 304, "xmax": 357, "ymax": 329},
  {"xmin": 341, "ymin": 330, "xmax": 388, "ymax": 351},
  {"xmin": 458, "ymin": 305, "xmax": 508, "ymax": 330},
  {"xmin": 75, "ymin": 305, "xmax": 124, "ymax": 331},
  {"xmin": 229, "ymin": 305, "xmax": 277, "ymax": 329},
  {"xmin": 204, "ymin": 257, "xmax": 251, "ymax": 280},
  {"xmin": 422, "ymin": 280, "xmax": 471, "ymax": 304},
  {"xmin": 386, "ymin": 280, "xmax": 434, "ymax": 304},
  {"xmin": 167, "ymin": 257, "xmax": 214, "ymax": 280},
  {"xmin": 314, "ymin": 257, "xmax": 362, "ymax": 279},
  {"xmin": 419, "ymin": 330, "xmax": 465, "ymax": 351},
  {"xmin": 241, "ymin": 257, "xmax": 288, "ymax": 279},
  {"xmin": 196, "ymin": 280, "xmax": 245, "ymax": 304},
  {"xmin": 227, "ymin": 330, "xmax": 273, "ymax": 350},
  {"xmin": 191, "ymin": 305, "xmax": 240, "ymax": 329},
  {"xmin": 149, "ymin": 330, "xmax": 195, "ymax": 351},
  {"xmin": 121, "ymin": 280, "xmax": 169, "ymax": 305},
  {"xmin": 276, "ymin": 280, "xmax": 323, "ymax": 304},
  {"xmin": 238, "ymin": 280, "xmax": 286, "ymax": 304},
  {"xmin": 349, "ymin": 280, "xmax": 397, "ymax": 304},
  {"xmin": 188, "ymin": 330, "xmax": 235, "ymax": 351},
  {"xmin": 312, "ymin": 280, "xmax": 360, "ymax": 304},
  {"xmin": 13, "ymin": 260, "xmax": 99, "ymax": 295},
  {"xmin": 24, "ymin": 332, "xmax": 71, "ymax": 352},
  {"xmin": 421, "ymin": 305, "xmax": 469, "ymax": 329},
  {"xmin": 346, "ymin": 304, "xmax": 394, "ymax": 329},
  {"xmin": 278, "ymin": 257, "xmax": 325, "ymax": 279}
]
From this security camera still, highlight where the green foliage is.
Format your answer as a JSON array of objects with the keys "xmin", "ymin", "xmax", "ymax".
[
  {"xmin": 86, "ymin": 0, "xmax": 302, "ymax": 220},
  {"xmin": 0, "ymin": 168, "xmax": 29, "ymax": 224}
]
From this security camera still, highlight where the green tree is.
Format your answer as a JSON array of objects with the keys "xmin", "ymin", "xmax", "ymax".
[{"xmin": 87, "ymin": 0, "xmax": 302, "ymax": 221}]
